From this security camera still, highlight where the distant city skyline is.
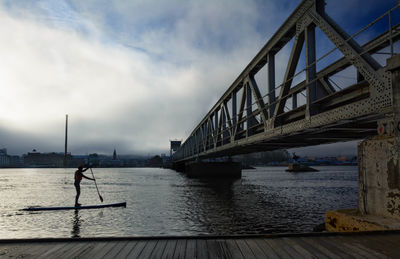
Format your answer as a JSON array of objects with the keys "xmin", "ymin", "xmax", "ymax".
[
  {"xmin": 0, "ymin": 139, "xmax": 359, "ymax": 157},
  {"xmin": 0, "ymin": 0, "xmax": 395, "ymax": 156}
]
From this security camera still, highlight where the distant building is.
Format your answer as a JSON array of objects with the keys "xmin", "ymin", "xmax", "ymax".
[
  {"xmin": 23, "ymin": 150, "xmax": 71, "ymax": 167},
  {"xmin": 9, "ymin": 155, "xmax": 23, "ymax": 167},
  {"xmin": 70, "ymin": 155, "xmax": 88, "ymax": 167},
  {"xmin": 0, "ymin": 148, "xmax": 10, "ymax": 167},
  {"xmin": 0, "ymin": 148, "xmax": 24, "ymax": 167},
  {"xmin": 99, "ymin": 149, "xmax": 123, "ymax": 167}
]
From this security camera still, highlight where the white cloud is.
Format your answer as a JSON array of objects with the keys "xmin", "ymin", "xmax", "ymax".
[{"xmin": 0, "ymin": 0, "xmax": 282, "ymax": 155}]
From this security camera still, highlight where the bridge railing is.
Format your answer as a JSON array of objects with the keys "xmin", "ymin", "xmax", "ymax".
[{"xmin": 173, "ymin": 0, "xmax": 400, "ymax": 162}]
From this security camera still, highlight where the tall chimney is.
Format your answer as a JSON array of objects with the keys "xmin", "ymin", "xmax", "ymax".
[{"xmin": 64, "ymin": 114, "xmax": 68, "ymax": 167}]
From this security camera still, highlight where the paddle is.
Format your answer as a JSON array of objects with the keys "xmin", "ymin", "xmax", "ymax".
[{"xmin": 90, "ymin": 168, "xmax": 103, "ymax": 202}]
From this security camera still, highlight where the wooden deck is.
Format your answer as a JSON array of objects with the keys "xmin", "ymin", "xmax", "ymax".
[{"xmin": 1, "ymin": 232, "xmax": 400, "ymax": 258}]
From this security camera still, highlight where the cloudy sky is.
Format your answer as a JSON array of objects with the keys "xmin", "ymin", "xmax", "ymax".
[{"xmin": 0, "ymin": 0, "xmax": 397, "ymax": 156}]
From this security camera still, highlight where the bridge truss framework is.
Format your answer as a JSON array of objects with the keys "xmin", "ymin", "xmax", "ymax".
[{"xmin": 173, "ymin": 0, "xmax": 400, "ymax": 163}]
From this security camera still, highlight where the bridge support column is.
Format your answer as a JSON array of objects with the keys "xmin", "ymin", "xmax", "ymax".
[
  {"xmin": 325, "ymin": 136, "xmax": 400, "ymax": 232},
  {"xmin": 171, "ymin": 161, "xmax": 186, "ymax": 172},
  {"xmin": 326, "ymin": 54, "xmax": 400, "ymax": 232},
  {"xmin": 358, "ymin": 136, "xmax": 400, "ymax": 219},
  {"xmin": 184, "ymin": 161, "xmax": 242, "ymax": 178}
]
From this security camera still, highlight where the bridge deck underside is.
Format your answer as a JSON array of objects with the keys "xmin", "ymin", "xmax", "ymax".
[{"xmin": 201, "ymin": 117, "xmax": 379, "ymax": 159}]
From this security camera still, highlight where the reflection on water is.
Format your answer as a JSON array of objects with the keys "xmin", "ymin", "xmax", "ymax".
[
  {"xmin": 0, "ymin": 167, "xmax": 358, "ymax": 238},
  {"xmin": 72, "ymin": 210, "xmax": 81, "ymax": 238},
  {"xmin": 178, "ymin": 178, "xmax": 239, "ymax": 234}
]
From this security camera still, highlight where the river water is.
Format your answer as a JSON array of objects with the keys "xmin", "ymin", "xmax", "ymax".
[{"xmin": 0, "ymin": 166, "xmax": 357, "ymax": 238}]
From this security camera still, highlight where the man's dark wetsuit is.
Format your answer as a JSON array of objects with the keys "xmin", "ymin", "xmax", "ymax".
[{"xmin": 74, "ymin": 166, "xmax": 94, "ymax": 206}]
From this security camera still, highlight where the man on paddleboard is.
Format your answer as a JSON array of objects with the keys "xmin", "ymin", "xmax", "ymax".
[{"xmin": 74, "ymin": 165, "xmax": 95, "ymax": 206}]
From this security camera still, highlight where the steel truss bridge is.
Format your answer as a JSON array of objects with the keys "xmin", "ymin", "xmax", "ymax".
[{"xmin": 173, "ymin": 0, "xmax": 400, "ymax": 163}]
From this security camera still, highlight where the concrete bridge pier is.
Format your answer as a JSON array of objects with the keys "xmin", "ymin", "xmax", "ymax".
[
  {"xmin": 184, "ymin": 161, "xmax": 242, "ymax": 178},
  {"xmin": 326, "ymin": 54, "xmax": 400, "ymax": 232},
  {"xmin": 172, "ymin": 160, "xmax": 242, "ymax": 178}
]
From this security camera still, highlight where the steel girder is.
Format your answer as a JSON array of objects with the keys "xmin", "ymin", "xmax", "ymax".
[{"xmin": 173, "ymin": 0, "xmax": 399, "ymax": 162}]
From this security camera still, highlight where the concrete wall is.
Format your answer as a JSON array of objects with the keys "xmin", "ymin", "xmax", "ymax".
[{"xmin": 358, "ymin": 136, "xmax": 400, "ymax": 220}]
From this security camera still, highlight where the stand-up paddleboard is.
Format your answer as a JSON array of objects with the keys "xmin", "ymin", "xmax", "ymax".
[{"xmin": 22, "ymin": 202, "xmax": 126, "ymax": 211}]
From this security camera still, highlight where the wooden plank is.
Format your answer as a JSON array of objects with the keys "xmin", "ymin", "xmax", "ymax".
[
  {"xmin": 76, "ymin": 241, "xmax": 109, "ymax": 258},
  {"xmin": 323, "ymin": 236, "xmax": 365, "ymax": 258},
  {"xmin": 58, "ymin": 241, "xmax": 95, "ymax": 258},
  {"xmin": 137, "ymin": 240, "xmax": 158, "ymax": 259},
  {"xmin": 326, "ymin": 236, "xmax": 382, "ymax": 259},
  {"xmin": 25, "ymin": 243, "xmax": 61, "ymax": 257},
  {"xmin": 384, "ymin": 233, "xmax": 400, "ymax": 242},
  {"xmin": 93, "ymin": 241, "xmax": 120, "ymax": 258},
  {"xmin": 278, "ymin": 237, "xmax": 305, "ymax": 258},
  {"xmin": 14, "ymin": 243, "xmax": 67, "ymax": 258},
  {"xmin": 216, "ymin": 240, "xmax": 232, "ymax": 259},
  {"xmin": 150, "ymin": 240, "xmax": 168, "ymax": 259},
  {"xmin": 253, "ymin": 238, "xmax": 280, "ymax": 259},
  {"xmin": 207, "ymin": 239, "xmax": 225, "ymax": 259},
  {"xmin": 184, "ymin": 239, "xmax": 196, "ymax": 259},
  {"xmin": 79, "ymin": 242, "xmax": 103, "ymax": 257},
  {"xmin": 196, "ymin": 239, "xmax": 209, "ymax": 259},
  {"xmin": 338, "ymin": 236, "xmax": 390, "ymax": 259},
  {"xmin": 162, "ymin": 239, "xmax": 178, "ymax": 259},
  {"xmin": 116, "ymin": 240, "xmax": 138, "ymax": 258},
  {"xmin": 224, "ymin": 239, "xmax": 244, "ymax": 259},
  {"xmin": 32, "ymin": 244, "xmax": 58, "ymax": 257},
  {"xmin": 300, "ymin": 237, "xmax": 342, "ymax": 259},
  {"xmin": 346, "ymin": 236, "xmax": 392, "ymax": 259},
  {"xmin": 5, "ymin": 243, "xmax": 51, "ymax": 258},
  {"xmin": 362, "ymin": 235, "xmax": 400, "ymax": 258},
  {"xmin": 206, "ymin": 240, "xmax": 219, "ymax": 258},
  {"xmin": 41, "ymin": 242, "xmax": 82, "ymax": 258},
  {"xmin": 0, "ymin": 243, "xmax": 27, "ymax": 257},
  {"xmin": 235, "ymin": 239, "xmax": 256, "ymax": 259},
  {"xmin": 374, "ymin": 233, "xmax": 400, "ymax": 246},
  {"xmin": 245, "ymin": 239, "xmax": 268, "ymax": 259},
  {"xmin": 172, "ymin": 239, "xmax": 186, "ymax": 259},
  {"xmin": 37, "ymin": 242, "xmax": 69, "ymax": 258},
  {"xmin": 308, "ymin": 236, "xmax": 352, "ymax": 258},
  {"xmin": 263, "ymin": 238, "xmax": 292, "ymax": 259},
  {"xmin": 50, "ymin": 242, "xmax": 84, "ymax": 258},
  {"xmin": 127, "ymin": 240, "xmax": 147, "ymax": 258},
  {"xmin": 5, "ymin": 243, "xmax": 44, "ymax": 258},
  {"xmin": 101, "ymin": 240, "xmax": 128, "ymax": 258},
  {"xmin": 283, "ymin": 237, "xmax": 327, "ymax": 258}
]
